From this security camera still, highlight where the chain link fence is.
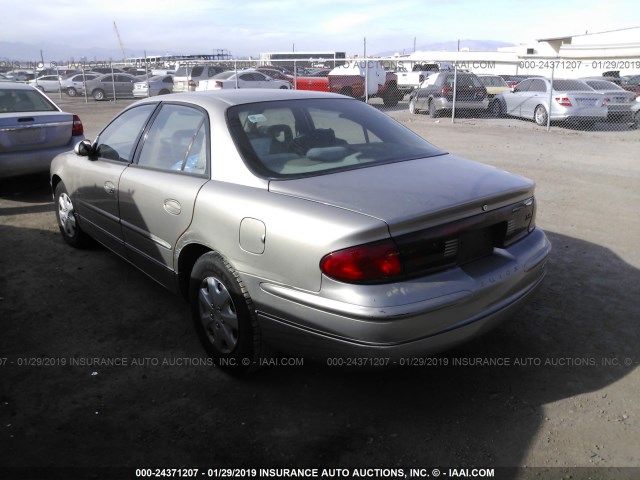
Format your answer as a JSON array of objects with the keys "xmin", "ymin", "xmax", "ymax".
[{"xmin": 2, "ymin": 55, "xmax": 639, "ymax": 131}]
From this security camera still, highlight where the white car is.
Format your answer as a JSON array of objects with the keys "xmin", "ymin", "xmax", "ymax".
[
  {"xmin": 60, "ymin": 72, "xmax": 100, "ymax": 97},
  {"xmin": 196, "ymin": 70, "xmax": 292, "ymax": 90},
  {"xmin": 28, "ymin": 75, "xmax": 62, "ymax": 93},
  {"xmin": 133, "ymin": 75, "xmax": 174, "ymax": 97}
]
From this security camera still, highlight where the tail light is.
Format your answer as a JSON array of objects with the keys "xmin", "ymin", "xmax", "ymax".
[
  {"xmin": 441, "ymin": 86, "xmax": 452, "ymax": 95},
  {"xmin": 72, "ymin": 115, "xmax": 84, "ymax": 136},
  {"xmin": 555, "ymin": 97, "xmax": 572, "ymax": 107},
  {"xmin": 320, "ymin": 239, "xmax": 402, "ymax": 283},
  {"xmin": 188, "ymin": 80, "xmax": 197, "ymax": 91},
  {"xmin": 419, "ymin": 74, "xmax": 425, "ymax": 84},
  {"xmin": 215, "ymin": 81, "xmax": 224, "ymax": 89}
]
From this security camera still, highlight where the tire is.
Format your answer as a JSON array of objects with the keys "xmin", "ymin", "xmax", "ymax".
[
  {"xmin": 158, "ymin": 89, "xmax": 170, "ymax": 95},
  {"xmin": 340, "ymin": 87, "xmax": 354, "ymax": 98},
  {"xmin": 66, "ymin": 87, "xmax": 78, "ymax": 97},
  {"xmin": 36, "ymin": 86, "xmax": 45, "ymax": 92},
  {"xmin": 279, "ymin": 85, "xmax": 289, "ymax": 89},
  {"xmin": 54, "ymin": 181, "xmax": 91, "ymax": 248},
  {"xmin": 189, "ymin": 252, "xmax": 262, "ymax": 374},
  {"xmin": 490, "ymin": 99, "xmax": 504, "ymax": 117},
  {"xmin": 632, "ymin": 111, "xmax": 640, "ymax": 130},
  {"xmin": 92, "ymin": 89, "xmax": 105, "ymax": 101},
  {"xmin": 534, "ymin": 105, "xmax": 548, "ymax": 126},
  {"xmin": 428, "ymin": 99, "xmax": 439, "ymax": 118},
  {"xmin": 382, "ymin": 85, "xmax": 401, "ymax": 107},
  {"xmin": 409, "ymin": 97, "xmax": 420, "ymax": 114}
]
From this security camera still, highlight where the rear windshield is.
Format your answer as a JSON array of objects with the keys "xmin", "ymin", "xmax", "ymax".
[
  {"xmin": 0, "ymin": 88, "xmax": 59, "ymax": 113},
  {"xmin": 553, "ymin": 80, "xmax": 592, "ymax": 91},
  {"xmin": 586, "ymin": 80, "xmax": 623, "ymax": 91},
  {"xmin": 227, "ymin": 98, "xmax": 444, "ymax": 179}
]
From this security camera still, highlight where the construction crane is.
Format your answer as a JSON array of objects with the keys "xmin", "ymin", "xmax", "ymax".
[{"xmin": 113, "ymin": 21, "xmax": 126, "ymax": 63}]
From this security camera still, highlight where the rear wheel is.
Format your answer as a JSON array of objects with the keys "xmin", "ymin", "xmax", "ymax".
[
  {"xmin": 189, "ymin": 252, "xmax": 262, "ymax": 374},
  {"xmin": 534, "ymin": 105, "xmax": 548, "ymax": 126},
  {"xmin": 632, "ymin": 110, "xmax": 640, "ymax": 130},
  {"xmin": 92, "ymin": 89, "xmax": 105, "ymax": 101},
  {"xmin": 490, "ymin": 99, "xmax": 504, "ymax": 117},
  {"xmin": 66, "ymin": 87, "xmax": 78, "ymax": 97}
]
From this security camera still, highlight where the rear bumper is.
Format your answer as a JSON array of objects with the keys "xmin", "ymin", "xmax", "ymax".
[
  {"xmin": 249, "ymin": 228, "xmax": 551, "ymax": 359},
  {"xmin": 434, "ymin": 98, "xmax": 489, "ymax": 111}
]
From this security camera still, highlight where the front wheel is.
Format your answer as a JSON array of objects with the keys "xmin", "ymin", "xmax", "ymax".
[
  {"xmin": 534, "ymin": 105, "xmax": 548, "ymax": 126},
  {"xmin": 54, "ymin": 181, "xmax": 91, "ymax": 248},
  {"xmin": 189, "ymin": 252, "xmax": 262, "ymax": 374},
  {"xmin": 490, "ymin": 99, "xmax": 504, "ymax": 117}
]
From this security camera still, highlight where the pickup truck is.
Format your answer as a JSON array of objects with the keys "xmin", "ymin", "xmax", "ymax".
[
  {"xmin": 395, "ymin": 62, "xmax": 453, "ymax": 94},
  {"xmin": 327, "ymin": 61, "xmax": 403, "ymax": 106}
]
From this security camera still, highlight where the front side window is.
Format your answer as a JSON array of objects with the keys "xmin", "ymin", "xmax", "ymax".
[
  {"xmin": 136, "ymin": 104, "xmax": 208, "ymax": 175},
  {"xmin": 95, "ymin": 104, "xmax": 156, "ymax": 162},
  {"xmin": 228, "ymin": 98, "xmax": 444, "ymax": 179}
]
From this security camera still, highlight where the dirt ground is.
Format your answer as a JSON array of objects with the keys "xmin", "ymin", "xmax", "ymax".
[{"xmin": 1, "ymin": 96, "xmax": 639, "ymax": 480}]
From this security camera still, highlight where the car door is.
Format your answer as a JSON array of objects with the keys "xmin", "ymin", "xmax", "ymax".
[
  {"xmin": 117, "ymin": 103, "xmax": 210, "ymax": 289},
  {"xmin": 521, "ymin": 79, "xmax": 548, "ymax": 119},
  {"xmin": 72, "ymin": 103, "xmax": 158, "ymax": 256},
  {"xmin": 116, "ymin": 75, "xmax": 135, "ymax": 97},
  {"xmin": 504, "ymin": 79, "xmax": 532, "ymax": 117}
]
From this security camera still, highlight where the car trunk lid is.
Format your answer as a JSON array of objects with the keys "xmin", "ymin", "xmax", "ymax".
[
  {"xmin": 0, "ymin": 112, "xmax": 73, "ymax": 153},
  {"xmin": 268, "ymin": 154, "xmax": 535, "ymax": 236}
]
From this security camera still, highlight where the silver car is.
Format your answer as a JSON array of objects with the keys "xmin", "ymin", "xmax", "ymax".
[
  {"xmin": 582, "ymin": 78, "xmax": 637, "ymax": 121},
  {"xmin": 492, "ymin": 78, "xmax": 607, "ymax": 126},
  {"xmin": 1, "ymin": 83, "xmax": 85, "ymax": 178},
  {"xmin": 60, "ymin": 72, "xmax": 100, "ymax": 97},
  {"xmin": 50, "ymin": 90, "xmax": 550, "ymax": 373},
  {"xmin": 133, "ymin": 75, "xmax": 174, "ymax": 97},
  {"xmin": 84, "ymin": 73, "xmax": 139, "ymax": 100}
]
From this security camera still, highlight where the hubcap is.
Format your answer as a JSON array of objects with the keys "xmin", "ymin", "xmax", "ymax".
[
  {"xmin": 58, "ymin": 192, "xmax": 77, "ymax": 237},
  {"xmin": 198, "ymin": 276, "xmax": 239, "ymax": 353}
]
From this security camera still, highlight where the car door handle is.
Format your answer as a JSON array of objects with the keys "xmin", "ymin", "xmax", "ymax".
[{"xmin": 104, "ymin": 181, "xmax": 116, "ymax": 194}]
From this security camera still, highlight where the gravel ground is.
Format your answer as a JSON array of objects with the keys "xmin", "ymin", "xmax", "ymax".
[{"xmin": 1, "ymin": 96, "xmax": 639, "ymax": 480}]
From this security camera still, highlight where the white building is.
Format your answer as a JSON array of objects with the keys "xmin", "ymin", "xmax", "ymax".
[{"xmin": 393, "ymin": 26, "xmax": 640, "ymax": 79}]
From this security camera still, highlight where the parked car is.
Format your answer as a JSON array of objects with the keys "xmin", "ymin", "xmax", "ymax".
[
  {"xmin": 0, "ymin": 82, "xmax": 84, "ymax": 177},
  {"xmin": 173, "ymin": 65, "xmax": 224, "ymax": 92},
  {"xmin": 84, "ymin": 73, "xmax": 139, "ymax": 100},
  {"xmin": 409, "ymin": 71, "xmax": 489, "ymax": 117},
  {"xmin": 491, "ymin": 78, "xmax": 607, "ymax": 126},
  {"xmin": 0, "ymin": 73, "xmax": 15, "ymax": 82},
  {"xmin": 91, "ymin": 67, "xmax": 124, "ymax": 74},
  {"xmin": 581, "ymin": 78, "xmax": 637, "ymax": 121},
  {"xmin": 28, "ymin": 75, "xmax": 63, "ymax": 93},
  {"xmin": 49, "ymin": 89, "xmax": 550, "ymax": 374},
  {"xmin": 133, "ymin": 75, "xmax": 174, "ymax": 97},
  {"xmin": 196, "ymin": 70, "xmax": 292, "ymax": 90},
  {"xmin": 60, "ymin": 72, "xmax": 101, "ymax": 97},
  {"xmin": 255, "ymin": 67, "xmax": 295, "ymax": 85},
  {"xmin": 477, "ymin": 74, "xmax": 511, "ymax": 107},
  {"xmin": 619, "ymin": 75, "xmax": 640, "ymax": 97}
]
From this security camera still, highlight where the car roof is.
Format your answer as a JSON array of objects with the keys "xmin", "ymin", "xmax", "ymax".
[{"xmin": 130, "ymin": 89, "xmax": 350, "ymax": 109}]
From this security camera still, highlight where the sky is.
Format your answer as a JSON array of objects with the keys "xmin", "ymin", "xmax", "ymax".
[{"xmin": 2, "ymin": 0, "xmax": 639, "ymax": 60}]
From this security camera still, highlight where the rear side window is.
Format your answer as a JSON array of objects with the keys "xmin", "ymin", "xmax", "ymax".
[{"xmin": 137, "ymin": 104, "xmax": 208, "ymax": 175}]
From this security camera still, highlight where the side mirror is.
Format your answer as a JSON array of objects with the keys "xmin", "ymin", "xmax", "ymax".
[{"xmin": 74, "ymin": 139, "xmax": 93, "ymax": 157}]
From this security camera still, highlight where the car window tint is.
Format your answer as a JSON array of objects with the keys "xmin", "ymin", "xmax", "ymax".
[
  {"xmin": 137, "ymin": 104, "xmax": 208, "ymax": 174},
  {"xmin": 228, "ymin": 98, "xmax": 444, "ymax": 178},
  {"xmin": 95, "ymin": 104, "xmax": 156, "ymax": 162},
  {"xmin": 530, "ymin": 80, "xmax": 547, "ymax": 92},
  {"xmin": 0, "ymin": 89, "xmax": 58, "ymax": 113}
]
